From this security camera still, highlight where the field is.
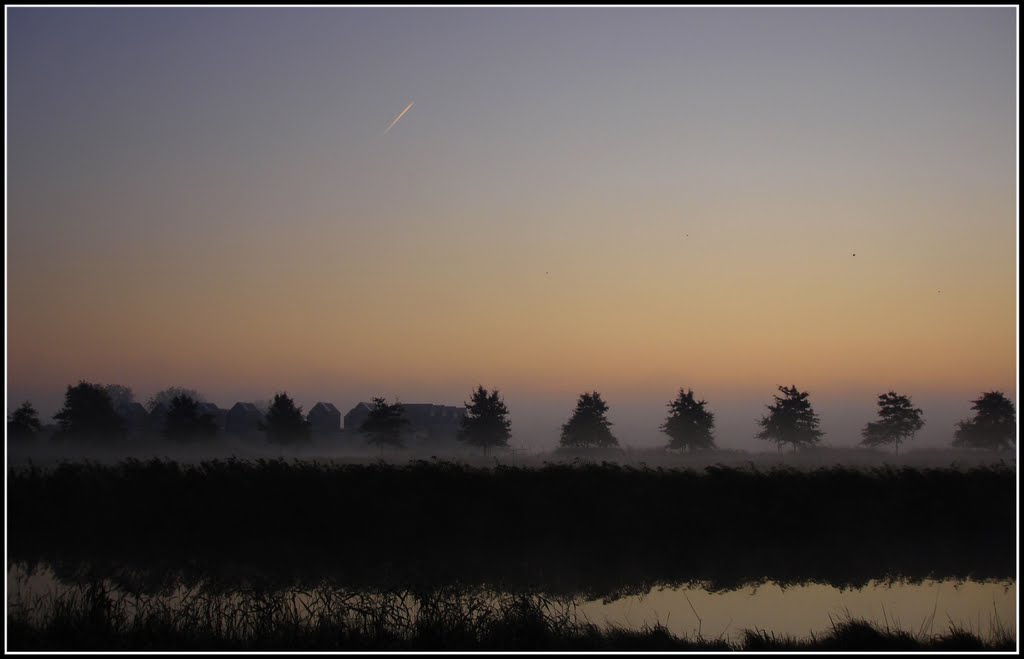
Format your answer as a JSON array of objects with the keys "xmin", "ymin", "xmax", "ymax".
[{"xmin": 9, "ymin": 458, "xmax": 1015, "ymax": 590}]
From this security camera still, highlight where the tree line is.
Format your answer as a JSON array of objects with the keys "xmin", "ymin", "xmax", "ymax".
[{"xmin": 6, "ymin": 381, "xmax": 1017, "ymax": 453}]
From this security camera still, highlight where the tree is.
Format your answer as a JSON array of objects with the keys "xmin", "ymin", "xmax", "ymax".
[
  {"xmin": 756, "ymin": 385, "xmax": 823, "ymax": 454},
  {"xmin": 661, "ymin": 388, "xmax": 716, "ymax": 452},
  {"xmin": 53, "ymin": 381, "xmax": 125, "ymax": 441},
  {"xmin": 458, "ymin": 385, "xmax": 512, "ymax": 455},
  {"xmin": 860, "ymin": 391, "xmax": 924, "ymax": 455},
  {"xmin": 560, "ymin": 391, "xmax": 618, "ymax": 448},
  {"xmin": 104, "ymin": 384, "xmax": 136, "ymax": 410},
  {"xmin": 147, "ymin": 387, "xmax": 205, "ymax": 413},
  {"xmin": 953, "ymin": 391, "xmax": 1016, "ymax": 451},
  {"xmin": 8, "ymin": 401, "xmax": 42, "ymax": 441},
  {"xmin": 361, "ymin": 397, "xmax": 409, "ymax": 455},
  {"xmin": 259, "ymin": 392, "xmax": 312, "ymax": 444},
  {"xmin": 162, "ymin": 394, "xmax": 218, "ymax": 441}
]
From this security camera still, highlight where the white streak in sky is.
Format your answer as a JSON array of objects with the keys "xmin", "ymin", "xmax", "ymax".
[{"xmin": 384, "ymin": 101, "xmax": 414, "ymax": 135}]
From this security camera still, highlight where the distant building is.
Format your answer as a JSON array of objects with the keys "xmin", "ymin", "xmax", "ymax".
[
  {"xmin": 307, "ymin": 402, "xmax": 342, "ymax": 435},
  {"xmin": 343, "ymin": 401, "xmax": 465, "ymax": 444},
  {"xmin": 196, "ymin": 402, "xmax": 228, "ymax": 432},
  {"xmin": 226, "ymin": 402, "xmax": 265, "ymax": 438},
  {"xmin": 147, "ymin": 402, "xmax": 169, "ymax": 436},
  {"xmin": 115, "ymin": 402, "xmax": 149, "ymax": 440},
  {"xmin": 343, "ymin": 402, "xmax": 375, "ymax": 433}
]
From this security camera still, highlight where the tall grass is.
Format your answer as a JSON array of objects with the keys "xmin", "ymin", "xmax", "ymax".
[{"xmin": 7, "ymin": 582, "xmax": 1014, "ymax": 651}]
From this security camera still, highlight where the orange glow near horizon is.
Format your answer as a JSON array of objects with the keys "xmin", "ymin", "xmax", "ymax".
[{"xmin": 6, "ymin": 8, "xmax": 1016, "ymax": 415}]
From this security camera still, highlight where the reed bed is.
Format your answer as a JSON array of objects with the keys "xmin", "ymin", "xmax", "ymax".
[{"xmin": 7, "ymin": 582, "xmax": 1014, "ymax": 651}]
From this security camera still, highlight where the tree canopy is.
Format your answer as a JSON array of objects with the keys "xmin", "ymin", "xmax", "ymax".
[
  {"xmin": 260, "ymin": 392, "xmax": 312, "ymax": 444},
  {"xmin": 661, "ymin": 388, "xmax": 716, "ymax": 452},
  {"xmin": 163, "ymin": 394, "xmax": 219, "ymax": 441},
  {"xmin": 147, "ymin": 387, "xmax": 205, "ymax": 413},
  {"xmin": 104, "ymin": 384, "xmax": 136, "ymax": 409},
  {"xmin": 458, "ymin": 385, "xmax": 512, "ymax": 454},
  {"xmin": 8, "ymin": 401, "xmax": 42, "ymax": 440},
  {"xmin": 53, "ymin": 381, "xmax": 125, "ymax": 441},
  {"xmin": 755, "ymin": 385, "xmax": 823, "ymax": 453},
  {"xmin": 953, "ymin": 391, "xmax": 1015, "ymax": 451},
  {"xmin": 860, "ymin": 391, "xmax": 924, "ymax": 455},
  {"xmin": 560, "ymin": 391, "xmax": 618, "ymax": 448},
  {"xmin": 361, "ymin": 397, "xmax": 410, "ymax": 454}
]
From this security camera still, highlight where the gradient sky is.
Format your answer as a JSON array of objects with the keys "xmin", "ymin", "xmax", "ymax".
[{"xmin": 6, "ymin": 7, "xmax": 1018, "ymax": 449}]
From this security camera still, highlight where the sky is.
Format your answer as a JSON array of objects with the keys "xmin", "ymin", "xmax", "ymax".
[{"xmin": 6, "ymin": 7, "xmax": 1018, "ymax": 449}]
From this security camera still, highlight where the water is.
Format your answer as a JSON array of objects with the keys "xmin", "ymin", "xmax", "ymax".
[
  {"xmin": 7, "ymin": 563, "xmax": 1015, "ymax": 644},
  {"xmin": 580, "ymin": 579, "xmax": 1015, "ymax": 640}
]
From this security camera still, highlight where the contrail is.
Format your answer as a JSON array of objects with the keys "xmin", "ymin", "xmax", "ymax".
[{"xmin": 384, "ymin": 101, "xmax": 414, "ymax": 135}]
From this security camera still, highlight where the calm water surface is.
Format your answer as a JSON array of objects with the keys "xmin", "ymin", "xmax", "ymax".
[{"xmin": 7, "ymin": 564, "xmax": 1014, "ymax": 642}]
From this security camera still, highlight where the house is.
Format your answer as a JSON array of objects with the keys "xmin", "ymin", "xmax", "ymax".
[
  {"xmin": 343, "ymin": 401, "xmax": 466, "ymax": 444},
  {"xmin": 196, "ymin": 402, "xmax": 228, "ymax": 432},
  {"xmin": 343, "ymin": 402, "xmax": 375, "ymax": 433},
  {"xmin": 307, "ymin": 402, "xmax": 342, "ymax": 435},
  {"xmin": 115, "ymin": 402, "xmax": 149, "ymax": 440},
  {"xmin": 226, "ymin": 402, "xmax": 265, "ymax": 438},
  {"xmin": 147, "ymin": 402, "xmax": 169, "ymax": 436}
]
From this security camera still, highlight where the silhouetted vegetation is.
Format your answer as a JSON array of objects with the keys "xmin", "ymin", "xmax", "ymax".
[
  {"xmin": 9, "ymin": 460, "xmax": 1013, "ymax": 596},
  {"xmin": 259, "ymin": 392, "xmax": 311, "ymax": 444},
  {"xmin": 52, "ymin": 381, "xmax": 125, "ymax": 442},
  {"xmin": 8, "ymin": 401, "xmax": 43, "ymax": 440},
  {"xmin": 953, "ymin": 391, "xmax": 1016, "ymax": 451},
  {"xmin": 103, "ymin": 384, "xmax": 136, "ymax": 409},
  {"xmin": 162, "ymin": 395, "xmax": 218, "ymax": 441},
  {"xmin": 661, "ymin": 388, "xmax": 715, "ymax": 452},
  {"xmin": 7, "ymin": 582, "xmax": 1013, "ymax": 651},
  {"xmin": 361, "ymin": 397, "xmax": 410, "ymax": 454},
  {"xmin": 756, "ymin": 385, "xmax": 824, "ymax": 453},
  {"xmin": 861, "ymin": 391, "xmax": 924, "ymax": 455},
  {"xmin": 560, "ymin": 391, "xmax": 618, "ymax": 448},
  {"xmin": 458, "ymin": 386, "xmax": 512, "ymax": 455},
  {"xmin": 146, "ymin": 386, "xmax": 205, "ymax": 413}
]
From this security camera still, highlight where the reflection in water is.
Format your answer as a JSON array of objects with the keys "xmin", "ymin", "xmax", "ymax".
[
  {"xmin": 580, "ymin": 579, "xmax": 1015, "ymax": 641},
  {"xmin": 7, "ymin": 564, "xmax": 1014, "ymax": 645}
]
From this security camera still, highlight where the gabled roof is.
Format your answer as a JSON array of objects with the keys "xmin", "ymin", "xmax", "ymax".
[
  {"xmin": 116, "ymin": 402, "xmax": 148, "ymax": 417},
  {"xmin": 311, "ymin": 402, "xmax": 340, "ymax": 415},
  {"xmin": 229, "ymin": 402, "xmax": 262, "ymax": 415}
]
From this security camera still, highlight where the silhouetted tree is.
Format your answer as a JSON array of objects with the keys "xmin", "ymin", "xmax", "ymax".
[
  {"xmin": 361, "ymin": 397, "xmax": 409, "ymax": 455},
  {"xmin": 860, "ymin": 391, "xmax": 924, "ymax": 455},
  {"xmin": 8, "ymin": 401, "xmax": 42, "ymax": 441},
  {"xmin": 953, "ymin": 391, "xmax": 1016, "ymax": 451},
  {"xmin": 756, "ymin": 385, "xmax": 823, "ymax": 454},
  {"xmin": 104, "ymin": 384, "xmax": 136, "ymax": 409},
  {"xmin": 560, "ymin": 391, "xmax": 618, "ymax": 448},
  {"xmin": 53, "ymin": 381, "xmax": 125, "ymax": 441},
  {"xmin": 458, "ymin": 385, "xmax": 512, "ymax": 455},
  {"xmin": 259, "ymin": 392, "xmax": 312, "ymax": 444},
  {"xmin": 661, "ymin": 388, "xmax": 716, "ymax": 452},
  {"xmin": 147, "ymin": 387, "xmax": 204, "ymax": 413},
  {"xmin": 162, "ymin": 394, "xmax": 218, "ymax": 441}
]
